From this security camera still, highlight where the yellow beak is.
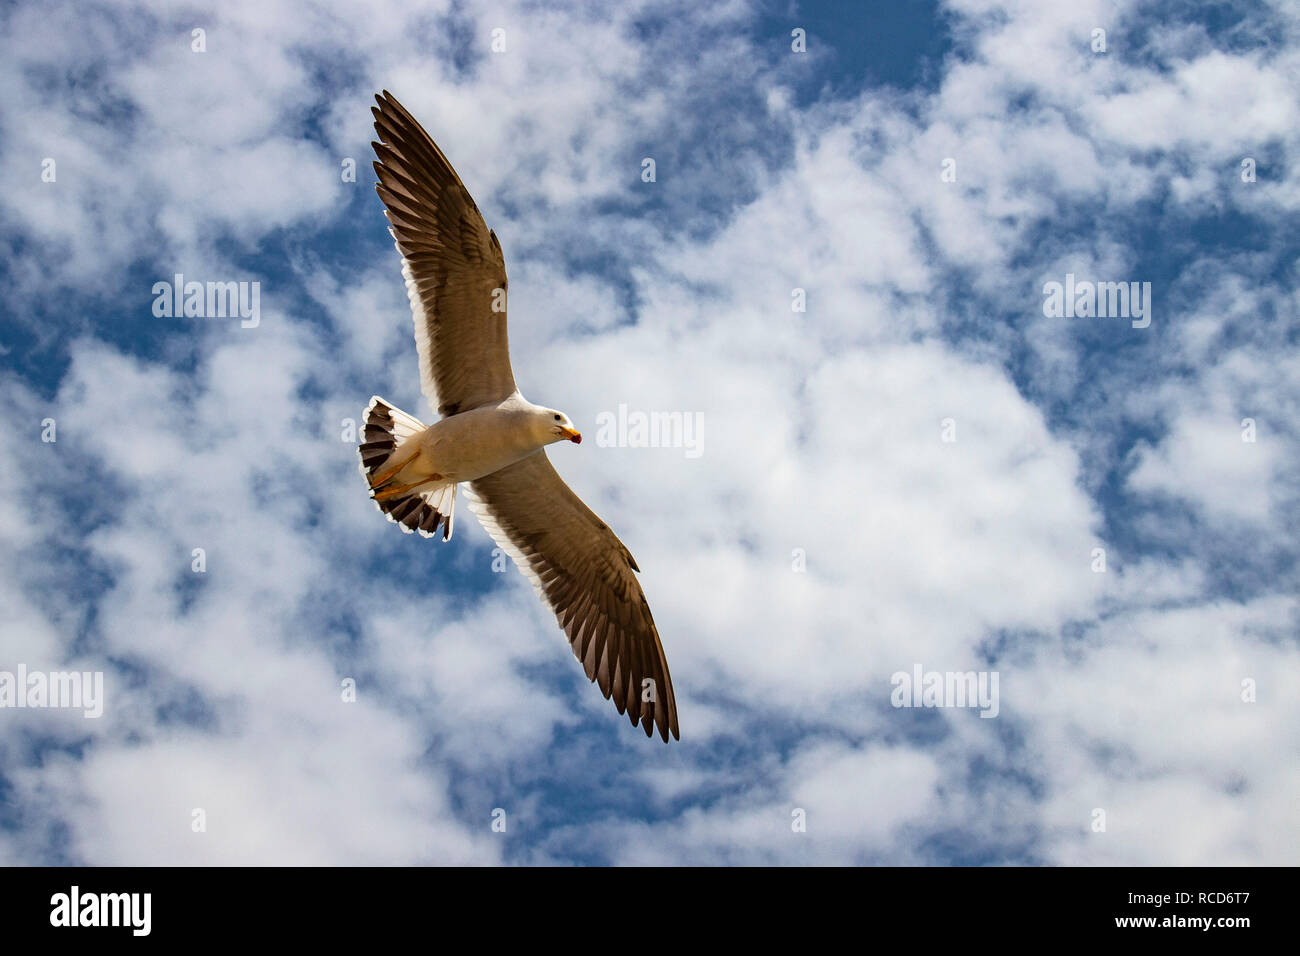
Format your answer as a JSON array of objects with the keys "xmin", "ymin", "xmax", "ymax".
[{"xmin": 560, "ymin": 427, "xmax": 582, "ymax": 444}]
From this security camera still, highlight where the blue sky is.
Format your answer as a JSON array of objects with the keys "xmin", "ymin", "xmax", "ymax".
[{"xmin": 1, "ymin": 0, "xmax": 1297, "ymax": 865}]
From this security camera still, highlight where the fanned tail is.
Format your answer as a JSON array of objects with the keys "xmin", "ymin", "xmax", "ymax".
[{"xmin": 357, "ymin": 396, "xmax": 457, "ymax": 540}]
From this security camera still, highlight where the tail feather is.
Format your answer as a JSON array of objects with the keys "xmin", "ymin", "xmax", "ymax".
[{"xmin": 358, "ymin": 396, "xmax": 456, "ymax": 540}]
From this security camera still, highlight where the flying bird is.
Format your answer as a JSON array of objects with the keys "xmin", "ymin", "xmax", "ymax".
[{"xmin": 358, "ymin": 91, "xmax": 679, "ymax": 741}]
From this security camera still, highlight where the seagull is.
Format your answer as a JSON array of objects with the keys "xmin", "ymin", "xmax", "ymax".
[{"xmin": 358, "ymin": 91, "xmax": 679, "ymax": 742}]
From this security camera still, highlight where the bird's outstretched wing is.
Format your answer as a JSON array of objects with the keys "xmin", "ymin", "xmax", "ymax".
[
  {"xmin": 371, "ymin": 90, "xmax": 516, "ymax": 418},
  {"xmin": 466, "ymin": 452, "xmax": 680, "ymax": 741}
]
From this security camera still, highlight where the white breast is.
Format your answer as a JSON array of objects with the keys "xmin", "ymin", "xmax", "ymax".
[{"xmin": 420, "ymin": 402, "xmax": 542, "ymax": 483}]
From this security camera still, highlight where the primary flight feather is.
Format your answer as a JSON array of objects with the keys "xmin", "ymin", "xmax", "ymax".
[{"xmin": 358, "ymin": 90, "xmax": 679, "ymax": 742}]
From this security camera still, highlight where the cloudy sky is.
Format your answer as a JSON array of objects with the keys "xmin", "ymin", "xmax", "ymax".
[{"xmin": 1, "ymin": 0, "xmax": 1296, "ymax": 866}]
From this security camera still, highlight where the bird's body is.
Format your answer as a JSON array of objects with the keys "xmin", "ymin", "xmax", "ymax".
[
  {"xmin": 358, "ymin": 91, "xmax": 679, "ymax": 741},
  {"xmin": 376, "ymin": 394, "xmax": 576, "ymax": 490}
]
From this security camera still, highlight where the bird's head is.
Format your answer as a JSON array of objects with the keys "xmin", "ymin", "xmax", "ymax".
[{"xmin": 535, "ymin": 407, "xmax": 581, "ymax": 445}]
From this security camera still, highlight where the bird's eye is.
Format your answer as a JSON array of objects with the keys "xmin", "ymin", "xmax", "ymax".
[{"xmin": 553, "ymin": 414, "xmax": 561, "ymax": 421}]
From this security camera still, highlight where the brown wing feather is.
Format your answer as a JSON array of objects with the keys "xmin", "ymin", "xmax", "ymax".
[
  {"xmin": 467, "ymin": 453, "xmax": 680, "ymax": 741},
  {"xmin": 371, "ymin": 90, "xmax": 516, "ymax": 418}
]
